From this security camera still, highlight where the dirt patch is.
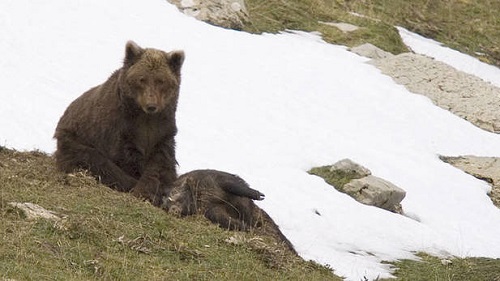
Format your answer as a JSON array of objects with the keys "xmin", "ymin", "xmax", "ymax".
[
  {"xmin": 440, "ymin": 155, "xmax": 500, "ymax": 208},
  {"xmin": 370, "ymin": 52, "xmax": 500, "ymax": 133}
]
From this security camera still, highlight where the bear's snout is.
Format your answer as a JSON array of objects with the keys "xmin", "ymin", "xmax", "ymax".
[
  {"xmin": 138, "ymin": 91, "xmax": 163, "ymax": 114},
  {"xmin": 141, "ymin": 100, "xmax": 160, "ymax": 114},
  {"xmin": 146, "ymin": 104, "xmax": 158, "ymax": 113}
]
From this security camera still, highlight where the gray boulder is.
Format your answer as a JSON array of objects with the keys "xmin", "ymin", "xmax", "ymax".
[
  {"xmin": 343, "ymin": 175, "xmax": 406, "ymax": 213},
  {"xmin": 309, "ymin": 158, "xmax": 406, "ymax": 213},
  {"xmin": 168, "ymin": 0, "xmax": 248, "ymax": 30}
]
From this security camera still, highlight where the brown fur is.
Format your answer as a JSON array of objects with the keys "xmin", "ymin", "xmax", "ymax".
[
  {"xmin": 163, "ymin": 169, "xmax": 297, "ymax": 254},
  {"xmin": 54, "ymin": 41, "xmax": 185, "ymax": 205}
]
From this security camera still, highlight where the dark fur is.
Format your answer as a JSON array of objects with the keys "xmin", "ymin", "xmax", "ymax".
[
  {"xmin": 163, "ymin": 169, "xmax": 296, "ymax": 254},
  {"xmin": 54, "ymin": 41, "xmax": 185, "ymax": 205}
]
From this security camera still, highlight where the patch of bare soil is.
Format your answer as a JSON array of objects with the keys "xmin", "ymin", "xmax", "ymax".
[{"xmin": 441, "ymin": 156, "xmax": 500, "ymax": 208}]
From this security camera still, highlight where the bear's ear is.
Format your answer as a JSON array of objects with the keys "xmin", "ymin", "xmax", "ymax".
[
  {"xmin": 167, "ymin": 50, "xmax": 185, "ymax": 76},
  {"xmin": 124, "ymin": 40, "xmax": 144, "ymax": 65}
]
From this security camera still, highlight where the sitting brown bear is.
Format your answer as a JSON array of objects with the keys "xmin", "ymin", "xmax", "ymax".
[
  {"xmin": 54, "ymin": 41, "xmax": 184, "ymax": 205},
  {"xmin": 54, "ymin": 42, "xmax": 295, "ymax": 254},
  {"xmin": 163, "ymin": 169, "xmax": 296, "ymax": 254}
]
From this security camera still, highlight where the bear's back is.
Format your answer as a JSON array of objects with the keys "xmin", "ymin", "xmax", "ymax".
[{"xmin": 55, "ymin": 72, "xmax": 124, "ymax": 154}]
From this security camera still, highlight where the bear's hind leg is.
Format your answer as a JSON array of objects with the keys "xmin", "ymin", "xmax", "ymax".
[
  {"xmin": 204, "ymin": 205, "xmax": 249, "ymax": 231},
  {"xmin": 55, "ymin": 136, "xmax": 137, "ymax": 191}
]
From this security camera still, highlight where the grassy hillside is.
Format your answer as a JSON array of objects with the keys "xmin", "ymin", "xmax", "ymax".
[
  {"xmin": 0, "ymin": 147, "xmax": 340, "ymax": 280},
  {"xmin": 243, "ymin": 0, "xmax": 500, "ymax": 67}
]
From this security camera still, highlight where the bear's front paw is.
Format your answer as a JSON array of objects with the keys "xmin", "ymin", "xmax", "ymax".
[
  {"xmin": 130, "ymin": 178, "xmax": 162, "ymax": 206},
  {"xmin": 130, "ymin": 185, "xmax": 148, "ymax": 199}
]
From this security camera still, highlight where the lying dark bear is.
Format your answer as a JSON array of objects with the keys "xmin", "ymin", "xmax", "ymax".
[
  {"xmin": 163, "ymin": 169, "xmax": 296, "ymax": 254},
  {"xmin": 54, "ymin": 41, "xmax": 184, "ymax": 205}
]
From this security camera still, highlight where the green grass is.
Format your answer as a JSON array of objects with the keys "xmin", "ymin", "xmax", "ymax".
[
  {"xmin": 382, "ymin": 253, "xmax": 500, "ymax": 281},
  {"xmin": 243, "ymin": 0, "xmax": 499, "ymax": 66},
  {"xmin": 346, "ymin": 0, "xmax": 500, "ymax": 66},
  {"xmin": 0, "ymin": 148, "xmax": 340, "ymax": 281},
  {"xmin": 243, "ymin": 0, "xmax": 408, "ymax": 55}
]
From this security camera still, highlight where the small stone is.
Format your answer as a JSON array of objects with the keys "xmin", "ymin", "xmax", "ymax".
[
  {"xmin": 350, "ymin": 43, "xmax": 394, "ymax": 60},
  {"xmin": 330, "ymin": 158, "xmax": 372, "ymax": 178},
  {"xmin": 8, "ymin": 202, "xmax": 62, "ymax": 221},
  {"xmin": 230, "ymin": 2, "xmax": 241, "ymax": 12},
  {"xmin": 319, "ymin": 21, "xmax": 359, "ymax": 33},
  {"xmin": 441, "ymin": 259, "xmax": 453, "ymax": 266}
]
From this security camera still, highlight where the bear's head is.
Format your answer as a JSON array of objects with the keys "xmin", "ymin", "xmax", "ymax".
[
  {"xmin": 161, "ymin": 176, "xmax": 199, "ymax": 216},
  {"xmin": 119, "ymin": 40, "xmax": 185, "ymax": 115}
]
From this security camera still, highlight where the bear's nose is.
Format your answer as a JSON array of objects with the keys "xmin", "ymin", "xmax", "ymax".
[{"xmin": 146, "ymin": 105, "xmax": 158, "ymax": 113}]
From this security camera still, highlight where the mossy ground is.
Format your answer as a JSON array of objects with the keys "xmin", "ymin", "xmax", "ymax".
[{"xmin": 308, "ymin": 165, "xmax": 364, "ymax": 191}]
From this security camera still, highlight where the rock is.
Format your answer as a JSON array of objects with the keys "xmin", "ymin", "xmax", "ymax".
[
  {"xmin": 440, "ymin": 155, "xmax": 500, "ymax": 208},
  {"xmin": 310, "ymin": 159, "xmax": 406, "ymax": 213},
  {"xmin": 8, "ymin": 202, "xmax": 63, "ymax": 221},
  {"xmin": 371, "ymin": 53, "xmax": 500, "ymax": 133},
  {"xmin": 343, "ymin": 175, "xmax": 406, "ymax": 213},
  {"xmin": 350, "ymin": 43, "xmax": 394, "ymax": 60},
  {"xmin": 319, "ymin": 21, "xmax": 359, "ymax": 33},
  {"xmin": 8, "ymin": 202, "xmax": 68, "ymax": 230},
  {"xmin": 167, "ymin": 0, "xmax": 248, "ymax": 30},
  {"xmin": 441, "ymin": 259, "xmax": 453, "ymax": 266},
  {"xmin": 330, "ymin": 158, "xmax": 372, "ymax": 178}
]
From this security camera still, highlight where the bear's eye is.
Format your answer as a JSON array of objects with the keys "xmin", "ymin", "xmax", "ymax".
[{"xmin": 138, "ymin": 77, "xmax": 146, "ymax": 84}]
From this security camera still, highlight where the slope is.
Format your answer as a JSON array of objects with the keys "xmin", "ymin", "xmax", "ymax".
[{"xmin": 0, "ymin": 147, "xmax": 338, "ymax": 280}]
